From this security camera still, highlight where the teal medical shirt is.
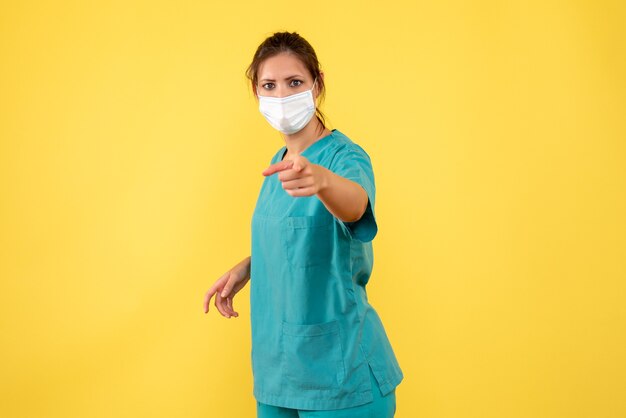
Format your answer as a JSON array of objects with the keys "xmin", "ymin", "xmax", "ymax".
[{"xmin": 250, "ymin": 129, "xmax": 404, "ymax": 410}]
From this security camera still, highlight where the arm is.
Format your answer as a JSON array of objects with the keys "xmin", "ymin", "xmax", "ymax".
[
  {"xmin": 262, "ymin": 155, "xmax": 369, "ymax": 223},
  {"xmin": 316, "ymin": 167, "xmax": 368, "ymax": 223}
]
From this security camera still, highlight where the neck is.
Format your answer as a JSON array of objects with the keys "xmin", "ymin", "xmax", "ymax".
[{"xmin": 282, "ymin": 117, "xmax": 331, "ymax": 155}]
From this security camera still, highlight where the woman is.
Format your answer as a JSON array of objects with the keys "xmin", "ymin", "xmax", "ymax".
[{"xmin": 203, "ymin": 31, "xmax": 403, "ymax": 418}]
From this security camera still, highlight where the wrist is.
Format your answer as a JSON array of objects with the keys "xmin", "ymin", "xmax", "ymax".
[
  {"xmin": 317, "ymin": 166, "xmax": 332, "ymax": 194},
  {"xmin": 237, "ymin": 256, "xmax": 251, "ymax": 276}
]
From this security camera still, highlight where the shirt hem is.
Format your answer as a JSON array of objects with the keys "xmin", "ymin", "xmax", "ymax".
[
  {"xmin": 376, "ymin": 370, "xmax": 404, "ymax": 397},
  {"xmin": 253, "ymin": 387, "xmax": 374, "ymax": 411}
]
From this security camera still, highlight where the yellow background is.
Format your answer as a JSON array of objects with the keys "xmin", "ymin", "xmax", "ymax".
[{"xmin": 1, "ymin": 1, "xmax": 625, "ymax": 417}]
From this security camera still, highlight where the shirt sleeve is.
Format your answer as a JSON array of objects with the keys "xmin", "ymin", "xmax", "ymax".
[{"xmin": 328, "ymin": 144, "xmax": 378, "ymax": 242}]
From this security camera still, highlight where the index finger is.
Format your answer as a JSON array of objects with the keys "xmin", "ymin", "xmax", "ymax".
[
  {"xmin": 203, "ymin": 288, "xmax": 216, "ymax": 313},
  {"xmin": 262, "ymin": 160, "xmax": 294, "ymax": 177}
]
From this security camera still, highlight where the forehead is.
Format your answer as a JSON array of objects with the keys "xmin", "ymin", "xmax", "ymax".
[{"xmin": 257, "ymin": 52, "xmax": 310, "ymax": 80}]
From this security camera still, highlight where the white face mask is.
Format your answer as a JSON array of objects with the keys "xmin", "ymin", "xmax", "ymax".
[{"xmin": 257, "ymin": 79, "xmax": 317, "ymax": 135}]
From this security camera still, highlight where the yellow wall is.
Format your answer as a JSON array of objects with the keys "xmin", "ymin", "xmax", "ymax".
[{"xmin": 1, "ymin": 1, "xmax": 625, "ymax": 417}]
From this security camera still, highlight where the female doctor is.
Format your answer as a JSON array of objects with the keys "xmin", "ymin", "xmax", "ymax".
[{"xmin": 203, "ymin": 31, "xmax": 403, "ymax": 418}]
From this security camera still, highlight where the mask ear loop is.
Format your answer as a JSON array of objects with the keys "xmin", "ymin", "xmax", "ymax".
[
  {"xmin": 311, "ymin": 77, "xmax": 319, "ymax": 103},
  {"xmin": 310, "ymin": 77, "xmax": 325, "ymax": 130}
]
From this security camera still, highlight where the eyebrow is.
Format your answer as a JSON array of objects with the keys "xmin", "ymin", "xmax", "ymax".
[{"xmin": 259, "ymin": 74, "xmax": 304, "ymax": 83}]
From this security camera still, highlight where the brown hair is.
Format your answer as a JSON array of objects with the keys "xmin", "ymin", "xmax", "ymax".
[{"xmin": 246, "ymin": 31, "xmax": 328, "ymax": 134}]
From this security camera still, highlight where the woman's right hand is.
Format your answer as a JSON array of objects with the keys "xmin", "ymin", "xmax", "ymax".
[{"xmin": 203, "ymin": 256, "xmax": 251, "ymax": 318}]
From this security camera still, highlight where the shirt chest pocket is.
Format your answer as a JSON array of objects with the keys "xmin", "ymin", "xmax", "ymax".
[{"xmin": 281, "ymin": 215, "xmax": 334, "ymax": 269}]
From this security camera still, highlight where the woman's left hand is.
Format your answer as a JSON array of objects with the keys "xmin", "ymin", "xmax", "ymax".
[{"xmin": 262, "ymin": 155, "xmax": 328, "ymax": 197}]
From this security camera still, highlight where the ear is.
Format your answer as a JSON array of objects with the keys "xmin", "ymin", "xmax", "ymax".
[{"xmin": 315, "ymin": 71, "xmax": 325, "ymax": 98}]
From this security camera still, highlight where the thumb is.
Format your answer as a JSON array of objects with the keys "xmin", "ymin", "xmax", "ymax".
[
  {"xmin": 291, "ymin": 155, "xmax": 308, "ymax": 172},
  {"xmin": 221, "ymin": 274, "xmax": 235, "ymax": 297}
]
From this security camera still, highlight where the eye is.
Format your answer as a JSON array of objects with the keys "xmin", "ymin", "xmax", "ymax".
[
  {"xmin": 261, "ymin": 82, "xmax": 275, "ymax": 90},
  {"xmin": 290, "ymin": 79, "xmax": 303, "ymax": 87}
]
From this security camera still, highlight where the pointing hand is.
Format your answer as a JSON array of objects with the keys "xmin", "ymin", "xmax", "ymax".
[{"xmin": 262, "ymin": 155, "xmax": 328, "ymax": 197}]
